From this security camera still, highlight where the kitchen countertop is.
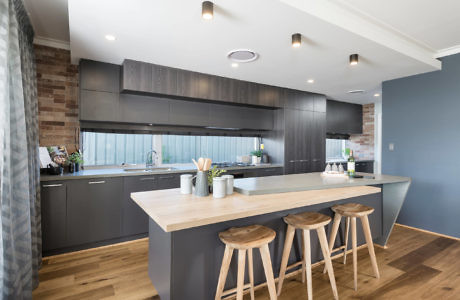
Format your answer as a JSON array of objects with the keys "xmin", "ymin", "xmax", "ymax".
[
  {"xmin": 131, "ymin": 185, "xmax": 381, "ymax": 232},
  {"xmin": 326, "ymin": 159, "xmax": 374, "ymax": 163},
  {"xmin": 233, "ymin": 172, "xmax": 410, "ymax": 195},
  {"xmin": 40, "ymin": 164, "xmax": 283, "ymax": 181}
]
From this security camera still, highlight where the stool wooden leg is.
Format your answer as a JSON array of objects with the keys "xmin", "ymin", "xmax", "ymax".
[
  {"xmin": 301, "ymin": 231, "xmax": 306, "ymax": 284},
  {"xmin": 360, "ymin": 215, "xmax": 380, "ymax": 279},
  {"xmin": 323, "ymin": 212, "xmax": 342, "ymax": 274},
  {"xmin": 343, "ymin": 217, "xmax": 350, "ymax": 264},
  {"xmin": 277, "ymin": 224, "xmax": 295, "ymax": 296},
  {"xmin": 303, "ymin": 230, "xmax": 312, "ymax": 300},
  {"xmin": 237, "ymin": 249, "xmax": 246, "ymax": 300},
  {"xmin": 259, "ymin": 244, "xmax": 278, "ymax": 300},
  {"xmin": 317, "ymin": 226, "xmax": 339, "ymax": 300},
  {"xmin": 215, "ymin": 245, "xmax": 234, "ymax": 300},
  {"xmin": 351, "ymin": 217, "xmax": 358, "ymax": 291},
  {"xmin": 248, "ymin": 248, "xmax": 255, "ymax": 300}
]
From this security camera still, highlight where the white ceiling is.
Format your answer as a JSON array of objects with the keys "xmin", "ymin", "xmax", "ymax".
[
  {"xmin": 23, "ymin": 0, "xmax": 69, "ymax": 43},
  {"xmin": 24, "ymin": 0, "xmax": 460, "ymax": 104},
  {"xmin": 338, "ymin": 0, "xmax": 460, "ymax": 51}
]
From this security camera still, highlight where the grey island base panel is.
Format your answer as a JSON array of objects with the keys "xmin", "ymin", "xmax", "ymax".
[
  {"xmin": 234, "ymin": 172, "xmax": 411, "ymax": 247},
  {"xmin": 148, "ymin": 193, "xmax": 382, "ymax": 300}
]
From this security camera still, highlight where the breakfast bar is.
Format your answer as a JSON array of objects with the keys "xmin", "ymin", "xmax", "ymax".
[{"xmin": 131, "ymin": 172, "xmax": 410, "ymax": 300}]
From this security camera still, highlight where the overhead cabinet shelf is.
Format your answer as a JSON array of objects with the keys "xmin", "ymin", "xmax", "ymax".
[
  {"xmin": 326, "ymin": 100, "xmax": 363, "ymax": 135},
  {"xmin": 121, "ymin": 59, "xmax": 283, "ymax": 108}
]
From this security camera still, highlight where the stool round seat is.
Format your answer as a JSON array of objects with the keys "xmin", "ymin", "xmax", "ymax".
[
  {"xmin": 332, "ymin": 202, "xmax": 374, "ymax": 217},
  {"xmin": 283, "ymin": 211, "xmax": 331, "ymax": 230},
  {"xmin": 219, "ymin": 225, "xmax": 276, "ymax": 250}
]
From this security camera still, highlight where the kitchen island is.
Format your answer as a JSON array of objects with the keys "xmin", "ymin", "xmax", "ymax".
[{"xmin": 131, "ymin": 172, "xmax": 410, "ymax": 300}]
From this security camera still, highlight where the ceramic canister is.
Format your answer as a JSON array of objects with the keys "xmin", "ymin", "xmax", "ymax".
[
  {"xmin": 180, "ymin": 174, "xmax": 193, "ymax": 194},
  {"xmin": 222, "ymin": 174, "xmax": 234, "ymax": 195},
  {"xmin": 213, "ymin": 177, "xmax": 227, "ymax": 198}
]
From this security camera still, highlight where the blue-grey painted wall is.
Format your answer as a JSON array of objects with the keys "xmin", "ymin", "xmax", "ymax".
[{"xmin": 382, "ymin": 53, "xmax": 460, "ymax": 238}]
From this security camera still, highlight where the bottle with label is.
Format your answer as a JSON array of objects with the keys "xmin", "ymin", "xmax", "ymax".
[{"xmin": 347, "ymin": 150, "xmax": 356, "ymax": 177}]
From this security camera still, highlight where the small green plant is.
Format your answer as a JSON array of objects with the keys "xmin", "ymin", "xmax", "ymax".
[
  {"xmin": 68, "ymin": 152, "xmax": 83, "ymax": 165},
  {"xmin": 207, "ymin": 166, "xmax": 226, "ymax": 186},
  {"xmin": 250, "ymin": 150, "xmax": 263, "ymax": 157}
]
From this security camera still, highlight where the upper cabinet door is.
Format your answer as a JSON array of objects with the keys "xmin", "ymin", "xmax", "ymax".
[
  {"xmin": 169, "ymin": 99, "xmax": 210, "ymax": 127},
  {"xmin": 313, "ymin": 94, "xmax": 327, "ymax": 112},
  {"xmin": 80, "ymin": 90, "xmax": 119, "ymax": 122},
  {"xmin": 80, "ymin": 60, "xmax": 120, "ymax": 93},
  {"xmin": 326, "ymin": 100, "xmax": 363, "ymax": 134},
  {"xmin": 118, "ymin": 94, "xmax": 169, "ymax": 125}
]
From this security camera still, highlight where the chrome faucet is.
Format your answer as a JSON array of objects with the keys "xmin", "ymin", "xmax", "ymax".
[{"xmin": 146, "ymin": 150, "xmax": 158, "ymax": 168}]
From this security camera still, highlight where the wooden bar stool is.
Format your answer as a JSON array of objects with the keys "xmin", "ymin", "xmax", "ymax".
[
  {"xmin": 323, "ymin": 203, "xmax": 380, "ymax": 291},
  {"xmin": 278, "ymin": 212, "xmax": 339, "ymax": 300},
  {"xmin": 215, "ymin": 225, "xmax": 278, "ymax": 300}
]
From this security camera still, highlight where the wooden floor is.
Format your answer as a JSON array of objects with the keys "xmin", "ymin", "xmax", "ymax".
[{"xmin": 32, "ymin": 224, "xmax": 460, "ymax": 300}]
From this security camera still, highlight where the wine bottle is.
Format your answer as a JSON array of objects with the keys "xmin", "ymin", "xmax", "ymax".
[{"xmin": 347, "ymin": 150, "xmax": 355, "ymax": 177}]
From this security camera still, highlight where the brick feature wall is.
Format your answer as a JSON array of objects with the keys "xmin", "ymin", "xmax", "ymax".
[
  {"xmin": 349, "ymin": 103, "xmax": 374, "ymax": 160},
  {"xmin": 35, "ymin": 45, "xmax": 80, "ymax": 152}
]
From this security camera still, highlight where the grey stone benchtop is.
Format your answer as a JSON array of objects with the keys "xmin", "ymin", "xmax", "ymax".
[
  {"xmin": 40, "ymin": 164, "xmax": 283, "ymax": 182},
  {"xmin": 233, "ymin": 172, "xmax": 411, "ymax": 195}
]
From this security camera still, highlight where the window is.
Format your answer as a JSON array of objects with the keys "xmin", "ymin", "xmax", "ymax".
[
  {"xmin": 326, "ymin": 138, "xmax": 349, "ymax": 161},
  {"xmin": 82, "ymin": 132, "xmax": 258, "ymax": 166}
]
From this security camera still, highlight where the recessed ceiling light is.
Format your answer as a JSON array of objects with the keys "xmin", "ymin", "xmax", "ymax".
[
  {"xmin": 292, "ymin": 33, "xmax": 301, "ymax": 48},
  {"xmin": 105, "ymin": 34, "xmax": 116, "ymax": 41},
  {"xmin": 348, "ymin": 89, "xmax": 364, "ymax": 94},
  {"xmin": 374, "ymin": 93, "xmax": 380, "ymax": 97},
  {"xmin": 202, "ymin": 1, "xmax": 213, "ymax": 20},
  {"xmin": 349, "ymin": 54, "xmax": 359, "ymax": 66},
  {"xmin": 307, "ymin": 79, "xmax": 314, "ymax": 84},
  {"xmin": 227, "ymin": 49, "xmax": 259, "ymax": 63},
  {"xmin": 231, "ymin": 63, "xmax": 239, "ymax": 68}
]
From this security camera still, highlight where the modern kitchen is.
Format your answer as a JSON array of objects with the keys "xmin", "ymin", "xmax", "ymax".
[{"xmin": 1, "ymin": 0, "xmax": 459, "ymax": 299}]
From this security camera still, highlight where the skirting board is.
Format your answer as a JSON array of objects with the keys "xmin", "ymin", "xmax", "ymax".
[{"xmin": 395, "ymin": 223, "xmax": 460, "ymax": 241}]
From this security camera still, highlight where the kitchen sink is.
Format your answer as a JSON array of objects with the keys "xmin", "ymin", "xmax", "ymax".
[{"xmin": 123, "ymin": 167, "xmax": 175, "ymax": 172}]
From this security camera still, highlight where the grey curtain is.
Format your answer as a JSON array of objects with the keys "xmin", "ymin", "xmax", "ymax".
[{"xmin": 0, "ymin": 0, "xmax": 41, "ymax": 298}]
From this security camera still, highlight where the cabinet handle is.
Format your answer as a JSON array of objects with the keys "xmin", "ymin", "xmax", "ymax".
[
  {"xmin": 289, "ymin": 160, "xmax": 295, "ymax": 163},
  {"xmin": 159, "ymin": 175, "xmax": 174, "ymax": 179},
  {"xmin": 42, "ymin": 184, "xmax": 63, "ymax": 188},
  {"xmin": 140, "ymin": 177, "xmax": 156, "ymax": 181},
  {"xmin": 88, "ymin": 180, "xmax": 105, "ymax": 185}
]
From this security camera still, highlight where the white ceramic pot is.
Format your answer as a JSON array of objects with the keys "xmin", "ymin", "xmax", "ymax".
[
  {"xmin": 180, "ymin": 174, "xmax": 193, "ymax": 194},
  {"xmin": 251, "ymin": 155, "xmax": 261, "ymax": 165},
  {"xmin": 213, "ymin": 177, "xmax": 227, "ymax": 198},
  {"xmin": 222, "ymin": 174, "xmax": 234, "ymax": 195}
]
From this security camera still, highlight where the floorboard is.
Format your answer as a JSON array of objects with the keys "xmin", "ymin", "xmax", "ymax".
[{"xmin": 32, "ymin": 225, "xmax": 460, "ymax": 300}]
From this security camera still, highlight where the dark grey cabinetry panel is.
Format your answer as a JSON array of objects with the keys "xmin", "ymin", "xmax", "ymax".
[
  {"xmin": 156, "ymin": 174, "xmax": 181, "ymax": 189},
  {"xmin": 80, "ymin": 90, "xmax": 119, "ymax": 122},
  {"xmin": 122, "ymin": 59, "xmax": 284, "ymax": 108},
  {"xmin": 67, "ymin": 178, "xmax": 123, "ymax": 246},
  {"xmin": 311, "ymin": 112, "xmax": 326, "ymax": 172},
  {"xmin": 326, "ymin": 100, "xmax": 363, "ymax": 134},
  {"xmin": 314, "ymin": 95, "xmax": 327, "ymax": 113},
  {"xmin": 169, "ymin": 100, "xmax": 210, "ymax": 127},
  {"xmin": 80, "ymin": 60, "xmax": 120, "ymax": 93},
  {"xmin": 356, "ymin": 161, "xmax": 374, "ymax": 173},
  {"xmin": 122, "ymin": 176, "xmax": 157, "ymax": 236},
  {"xmin": 119, "ymin": 93, "xmax": 169, "ymax": 124},
  {"xmin": 41, "ymin": 182, "xmax": 67, "ymax": 251},
  {"xmin": 256, "ymin": 167, "xmax": 283, "ymax": 177},
  {"xmin": 208, "ymin": 104, "xmax": 273, "ymax": 130}
]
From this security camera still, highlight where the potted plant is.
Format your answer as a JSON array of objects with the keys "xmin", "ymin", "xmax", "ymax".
[
  {"xmin": 250, "ymin": 150, "xmax": 263, "ymax": 165},
  {"xmin": 207, "ymin": 166, "xmax": 226, "ymax": 193},
  {"xmin": 68, "ymin": 152, "xmax": 83, "ymax": 173}
]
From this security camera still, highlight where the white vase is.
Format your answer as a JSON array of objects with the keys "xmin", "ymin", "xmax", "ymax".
[{"xmin": 251, "ymin": 156, "xmax": 261, "ymax": 165}]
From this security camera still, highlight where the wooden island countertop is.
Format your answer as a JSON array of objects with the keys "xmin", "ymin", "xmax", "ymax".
[{"xmin": 131, "ymin": 185, "xmax": 381, "ymax": 232}]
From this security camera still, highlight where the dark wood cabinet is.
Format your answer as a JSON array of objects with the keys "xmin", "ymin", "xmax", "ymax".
[
  {"xmin": 169, "ymin": 99, "xmax": 210, "ymax": 127},
  {"xmin": 284, "ymin": 109, "xmax": 324, "ymax": 174},
  {"xmin": 326, "ymin": 100, "xmax": 363, "ymax": 134},
  {"xmin": 119, "ymin": 93, "xmax": 170, "ymax": 124},
  {"xmin": 156, "ymin": 174, "xmax": 181, "ymax": 189},
  {"xmin": 80, "ymin": 60, "xmax": 120, "ymax": 93},
  {"xmin": 122, "ymin": 176, "xmax": 157, "ymax": 236},
  {"xmin": 311, "ymin": 112, "xmax": 326, "ymax": 172},
  {"xmin": 80, "ymin": 90, "xmax": 119, "ymax": 122},
  {"xmin": 41, "ymin": 182, "xmax": 67, "ymax": 251},
  {"xmin": 67, "ymin": 178, "xmax": 123, "ymax": 246}
]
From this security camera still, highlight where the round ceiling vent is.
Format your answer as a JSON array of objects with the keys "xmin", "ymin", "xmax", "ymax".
[{"xmin": 227, "ymin": 49, "xmax": 259, "ymax": 63}]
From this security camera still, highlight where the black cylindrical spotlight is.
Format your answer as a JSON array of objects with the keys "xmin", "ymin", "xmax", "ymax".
[
  {"xmin": 350, "ymin": 54, "xmax": 359, "ymax": 66},
  {"xmin": 202, "ymin": 1, "xmax": 214, "ymax": 20},
  {"xmin": 292, "ymin": 33, "xmax": 301, "ymax": 48}
]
